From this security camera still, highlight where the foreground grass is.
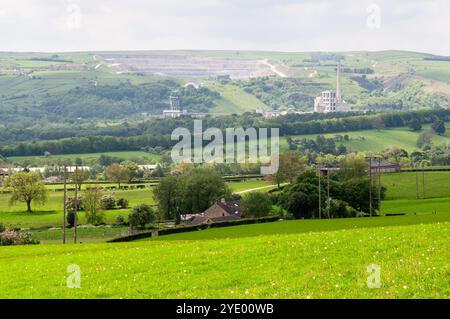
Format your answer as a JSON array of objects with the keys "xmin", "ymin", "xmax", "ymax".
[
  {"xmin": 382, "ymin": 197, "xmax": 450, "ymax": 215},
  {"xmin": 32, "ymin": 226, "xmax": 128, "ymax": 244},
  {"xmin": 151, "ymin": 213, "xmax": 450, "ymax": 241},
  {"xmin": 0, "ymin": 222, "xmax": 448, "ymax": 298}
]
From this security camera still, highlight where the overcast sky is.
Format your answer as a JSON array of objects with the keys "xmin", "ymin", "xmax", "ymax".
[{"xmin": 0, "ymin": 0, "xmax": 448, "ymax": 54}]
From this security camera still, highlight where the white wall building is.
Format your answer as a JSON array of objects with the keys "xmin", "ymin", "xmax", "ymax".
[{"xmin": 314, "ymin": 61, "xmax": 352, "ymax": 113}]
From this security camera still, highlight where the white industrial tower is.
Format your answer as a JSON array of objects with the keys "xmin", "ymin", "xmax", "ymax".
[{"xmin": 313, "ymin": 61, "xmax": 351, "ymax": 113}]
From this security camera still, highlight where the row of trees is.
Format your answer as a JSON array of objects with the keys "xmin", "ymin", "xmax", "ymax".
[
  {"xmin": 277, "ymin": 156, "xmax": 385, "ymax": 219},
  {"xmin": 3, "ymin": 109, "xmax": 449, "ymax": 157}
]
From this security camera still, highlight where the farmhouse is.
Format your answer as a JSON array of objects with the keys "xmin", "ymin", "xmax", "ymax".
[
  {"xmin": 189, "ymin": 198, "xmax": 243, "ymax": 225},
  {"xmin": 0, "ymin": 168, "xmax": 10, "ymax": 179}
]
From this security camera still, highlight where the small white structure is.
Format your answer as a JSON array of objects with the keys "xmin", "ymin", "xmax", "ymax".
[
  {"xmin": 137, "ymin": 164, "xmax": 157, "ymax": 171},
  {"xmin": 256, "ymin": 108, "xmax": 312, "ymax": 119},
  {"xmin": 162, "ymin": 93, "xmax": 187, "ymax": 118},
  {"xmin": 162, "ymin": 109, "xmax": 187, "ymax": 118}
]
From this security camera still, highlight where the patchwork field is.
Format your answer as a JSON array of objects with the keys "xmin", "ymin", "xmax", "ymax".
[
  {"xmin": 0, "ymin": 179, "xmax": 269, "ymax": 229},
  {"xmin": 382, "ymin": 171, "xmax": 450, "ymax": 200},
  {"xmin": 289, "ymin": 123, "xmax": 450, "ymax": 152},
  {"xmin": 8, "ymin": 151, "xmax": 162, "ymax": 165},
  {"xmin": 0, "ymin": 221, "xmax": 447, "ymax": 298}
]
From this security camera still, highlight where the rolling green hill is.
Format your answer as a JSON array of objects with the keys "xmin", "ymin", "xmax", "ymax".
[
  {"xmin": 0, "ymin": 221, "xmax": 448, "ymax": 298},
  {"xmin": 289, "ymin": 123, "xmax": 450, "ymax": 152},
  {"xmin": 0, "ymin": 50, "xmax": 449, "ymax": 126}
]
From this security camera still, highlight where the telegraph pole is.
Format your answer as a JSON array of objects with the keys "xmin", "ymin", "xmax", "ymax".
[
  {"xmin": 63, "ymin": 165, "xmax": 67, "ymax": 244},
  {"xmin": 415, "ymin": 161, "xmax": 419, "ymax": 199},
  {"xmin": 326, "ymin": 165, "xmax": 330, "ymax": 219},
  {"xmin": 73, "ymin": 165, "xmax": 78, "ymax": 244},
  {"xmin": 317, "ymin": 165, "xmax": 322, "ymax": 219},
  {"xmin": 422, "ymin": 161, "xmax": 425, "ymax": 199},
  {"xmin": 368, "ymin": 157, "xmax": 373, "ymax": 217},
  {"xmin": 377, "ymin": 158, "xmax": 381, "ymax": 212}
]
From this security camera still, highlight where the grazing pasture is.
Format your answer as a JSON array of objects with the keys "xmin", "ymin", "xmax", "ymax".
[
  {"xmin": 0, "ymin": 222, "xmax": 447, "ymax": 298},
  {"xmin": 289, "ymin": 123, "xmax": 450, "ymax": 152}
]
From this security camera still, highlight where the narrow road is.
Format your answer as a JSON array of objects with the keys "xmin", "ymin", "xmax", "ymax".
[
  {"xmin": 236, "ymin": 183, "xmax": 289, "ymax": 194},
  {"xmin": 259, "ymin": 59, "xmax": 288, "ymax": 78}
]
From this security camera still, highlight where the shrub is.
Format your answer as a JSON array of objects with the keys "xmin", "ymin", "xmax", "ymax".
[
  {"xmin": 242, "ymin": 192, "xmax": 272, "ymax": 218},
  {"xmin": 17, "ymin": 231, "xmax": 39, "ymax": 245},
  {"xmin": 67, "ymin": 211, "xmax": 76, "ymax": 227},
  {"xmin": 284, "ymin": 191, "xmax": 311, "ymax": 219},
  {"xmin": 128, "ymin": 204, "xmax": 154, "ymax": 229},
  {"xmin": 0, "ymin": 228, "xmax": 39, "ymax": 246},
  {"xmin": 115, "ymin": 215, "xmax": 125, "ymax": 225},
  {"xmin": 328, "ymin": 199, "xmax": 349, "ymax": 218},
  {"xmin": 0, "ymin": 229, "xmax": 17, "ymax": 246},
  {"xmin": 84, "ymin": 187, "xmax": 105, "ymax": 225},
  {"xmin": 271, "ymin": 205, "xmax": 292, "ymax": 219},
  {"xmin": 117, "ymin": 198, "xmax": 129, "ymax": 209},
  {"xmin": 66, "ymin": 196, "xmax": 84, "ymax": 211},
  {"xmin": 100, "ymin": 195, "xmax": 116, "ymax": 210}
]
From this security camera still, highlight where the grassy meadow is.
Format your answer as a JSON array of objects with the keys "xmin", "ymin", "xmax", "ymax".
[
  {"xmin": 0, "ymin": 170, "xmax": 449, "ymax": 298},
  {"xmin": 289, "ymin": 123, "xmax": 450, "ymax": 153},
  {"xmin": 0, "ymin": 179, "xmax": 269, "ymax": 229},
  {"xmin": 8, "ymin": 151, "xmax": 162, "ymax": 165},
  {"xmin": 0, "ymin": 221, "xmax": 447, "ymax": 298}
]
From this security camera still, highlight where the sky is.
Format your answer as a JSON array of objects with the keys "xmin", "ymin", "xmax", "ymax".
[{"xmin": 0, "ymin": 0, "xmax": 448, "ymax": 54}]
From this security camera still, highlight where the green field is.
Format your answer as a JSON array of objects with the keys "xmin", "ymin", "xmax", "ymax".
[
  {"xmin": 0, "ymin": 188, "xmax": 155, "ymax": 229},
  {"xmin": 289, "ymin": 123, "xmax": 450, "ymax": 152},
  {"xmin": 8, "ymin": 151, "xmax": 162, "ymax": 165},
  {"xmin": 382, "ymin": 171, "xmax": 450, "ymax": 200},
  {"xmin": 1, "ymin": 168, "xmax": 449, "ymax": 298},
  {"xmin": 151, "ymin": 212, "xmax": 450, "ymax": 241},
  {"xmin": 2, "ymin": 50, "xmax": 448, "ymax": 121},
  {"xmin": 209, "ymin": 83, "xmax": 271, "ymax": 114},
  {"xmin": 0, "ymin": 221, "xmax": 447, "ymax": 298},
  {"xmin": 0, "ymin": 180, "xmax": 269, "ymax": 229}
]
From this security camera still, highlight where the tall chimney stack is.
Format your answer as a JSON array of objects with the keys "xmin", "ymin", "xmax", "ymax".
[{"xmin": 336, "ymin": 61, "xmax": 342, "ymax": 104}]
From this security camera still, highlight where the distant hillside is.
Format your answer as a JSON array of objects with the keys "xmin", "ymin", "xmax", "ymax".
[{"xmin": 0, "ymin": 50, "xmax": 449, "ymax": 127}]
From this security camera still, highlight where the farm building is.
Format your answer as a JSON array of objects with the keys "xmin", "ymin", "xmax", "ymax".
[
  {"xmin": 319, "ymin": 160, "xmax": 401, "ymax": 176},
  {"xmin": 188, "ymin": 198, "xmax": 243, "ymax": 225}
]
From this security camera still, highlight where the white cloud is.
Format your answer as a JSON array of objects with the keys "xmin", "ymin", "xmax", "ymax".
[{"xmin": 0, "ymin": 0, "xmax": 448, "ymax": 54}]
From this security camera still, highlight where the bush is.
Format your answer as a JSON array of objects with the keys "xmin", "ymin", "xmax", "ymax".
[
  {"xmin": 242, "ymin": 192, "xmax": 272, "ymax": 218},
  {"xmin": 17, "ymin": 231, "xmax": 39, "ymax": 245},
  {"xmin": 284, "ymin": 191, "xmax": 311, "ymax": 219},
  {"xmin": 100, "ymin": 195, "xmax": 116, "ymax": 210},
  {"xmin": 270, "ymin": 205, "xmax": 292, "ymax": 219},
  {"xmin": 128, "ymin": 204, "xmax": 155, "ymax": 229},
  {"xmin": 328, "ymin": 199, "xmax": 349, "ymax": 218},
  {"xmin": 117, "ymin": 198, "xmax": 129, "ymax": 209},
  {"xmin": 0, "ymin": 228, "xmax": 39, "ymax": 246},
  {"xmin": 85, "ymin": 210, "xmax": 105, "ymax": 225},
  {"xmin": 67, "ymin": 211, "xmax": 76, "ymax": 227},
  {"xmin": 66, "ymin": 196, "xmax": 84, "ymax": 211},
  {"xmin": 115, "ymin": 215, "xmax": 125, "ymax": 225},
  {"xmin": 0, "ymin": 229, "xmax": 17, "ymax": 245}
]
